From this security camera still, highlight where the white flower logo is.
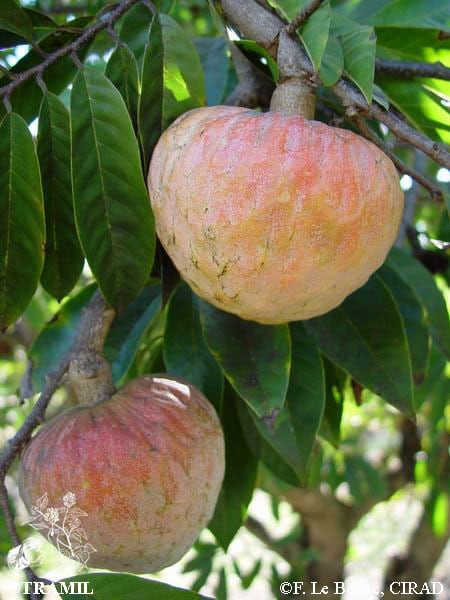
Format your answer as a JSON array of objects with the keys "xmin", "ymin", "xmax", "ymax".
[
  {"xmin": 63, "ymin": 492, "xmax": 77, "ymax": 508},
  {"xmin": 24, "ymin": 492, "xmax": 96, "ymax": 567}
]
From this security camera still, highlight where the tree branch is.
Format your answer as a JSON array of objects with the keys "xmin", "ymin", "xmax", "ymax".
[
  {"xmin": 383, "ymin": 508, "xmax": 449, "ymax": 599},
  {"xmin": 270, "ymin": 28, "xmax": 316, "ymax": 118},
  {"xmin": 354, "ymin": 117, "xmax": 444, "ymax": 202},
  {"xmin": 0, "ymin": 0, "xmax": 141, "ymax": 102},
  {"xmin": 375, "ymin": 58, "xmax": 450, "ymax": 81},
  {"xmin": 219, "ymin": 0, "xmax": 450, "ymax": 169},
  {"xmin": 285, "ymin": 0, "xmax": 324, "ymax": 36}
]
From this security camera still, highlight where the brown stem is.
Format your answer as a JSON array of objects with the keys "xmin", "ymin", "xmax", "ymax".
[
  {"xmin": 354, "ymin": 117, "xmax": 444, "ymax": 202},
  {"xmin": 284, "ymin": 0, "xmax": 324, "ymax": 36},
  {"xmin": 375, "ymin": 58, "xmax": 450, "ymax": 81},
  {"xmin": 335, "ymin": 80, "xmax": 450, "ymax": 169},
  {"xmin": 284, "ymin": 487, "xmax": 357, "ymax": 593},
  {"xmin": 66, "ymin": 292, "xmax": 116, "ymax": 405},
  {"xmin": 0, "ymin": 0, "xmax": 142, "ymax": 101},
  {"xmin": 0, "ymin": 360, "xmax": 70, "ymax": 478},
  {"xmin": 383, "ymin": 509, "xmax": 449, "ymax": 599},
  {"xmin": 270, "ymin": 29, "xmax": 316, "ymax": 118}
]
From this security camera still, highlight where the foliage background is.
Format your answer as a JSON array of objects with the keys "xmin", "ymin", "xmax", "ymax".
[{"xmin": 0, "ymin": 0, "xmax": 449, "ymax": 598}]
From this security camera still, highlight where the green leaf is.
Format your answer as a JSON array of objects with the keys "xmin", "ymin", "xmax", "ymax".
[
  {"xmin": 138, "ymin": 13, "xmax": 206, "ymax": 168},
  {"xmin": 414, "ymin": 343, "xmax": 447, "ymax": 410},
  {"xmin": 445, "ymin": 192, "xmax": 450, "ymax": 219},
  {"xmin": 372, "ymin": 83, "xmax": 390, "ymax": 110},
  {"xmin": 431, "ymin": 492, "xmax": 449, "ymax": 538},
  {"xmin": 215, "ymin": 567, "xmax": 228, "ymax": 600},
  {"xmin": 183, "ymin": 544, "xmax": 215, "ymax": 591},
  {"xmin": 71, "ymin": 67, "xmax": 155, "ymax": 309},
  {"xmin": 37, "ymin": 92, "xmax": 83, "ymax": 301},
  {"xmin": 236, "ymin": 558, "xmax": 263, "ymax": 590},
  {"xmin": 199, "ymin": 302, "xmax": 291, "ymax": 418},
  {"xmin": 375, "ymin": 28, "xmax": 450, "ymax": 100},
  {"xmin": 0, "ymin": 0, "xmax": 34, "ymax": 41},
  {"xmin": 0, "ymin": 29, "xmax": 23, "ymax": 48},
  {"xmin": 244, "ymin": 324, "xmax": 325, "ymax": 482},
  {"xmin": 209, "ymin": 385, "xmax": 257, "ymax": 550},
  {"xmin": 29, "ymin": 285, "xmax": 97, "ymax": 393},
  {"xmin": 235, "ymin": 40, "xmax": 279, "ymax": 81},
  {"xmin": 61, "ymin": 573, "xmax": 209, "ymax": 600},
  {"xmin": 164, "ymin": 283, "xmax": 223, "ymax": 410},
  {"xmin": 30, "ymin": 282, "xmax": 162, "ymax": 392},
  {"xmin": 298, "ymin": 0, "xmax": 331, "ymax": 71},
  {"xmin": 320, "ymin": 358, "xmax": 346, "ymax": 446},
  {"xmin": 0, "ymin": 17, "xmax": 93, "ymax": 123},
  {"xmin": 119, "ymin": 3, "xmax": 153, "ymax": 67},
  {"xmin": 266, "ymin": 0, "xmax": 305, "ymax": 20},
  {"xmin": 105, "ymin": 281, "xmax": 162, "ymax": 383},
  {"xmin": 119, "ymin": 1, "xmax": 176, "ymax": 67},
  {"xmin": 348, "ymin": 0, "xmax": 450, "ymax": 31},
  {"xmin": 304, "ymin": 275, "xmax": 414, "ymax": 415},
  {"xmin": 331, "ymin": 13, "xmax": 376, "ymax": 103},
  {"xmin": 377, "ymin": 264, "xmax": 430, "ymax": 386},
  {"xmin": 105, "ymin": 43, "xmax": 140, "ymax": 131},
  {"xmin": 0, "ymin": 112, "xmax": 45, "ymax": 331},
  {"xmin": 319, "ymin": 34, "xmax": 344, "ymax": 86},
  {"xmin": 0, "ymin": 510, "xmax": 9, "ymax": 558},
  {"xmin": 376, "ymin": 78, "xmax": 450, "ymax": 144},
  {"xmin": 138, "ymin": 12, "xmax": 163, "ymax": 169},
  {"xmin": 267, "ymin": 0, "xmax": 353, "ymax": 81},
  {"xmin": 194, "ymin": 37, "xmax": 229, "ymax": 106},
  {"xmin": 237, "ymin": 400, "xmax": 299, "ymax": 485},
  {"xmin": 375, "ymin": 27, "xmax": 450, "ymax": 63},
  {"xmin": 25, "ymin": 8, "xmax": 57, "ymax": 40},
  {"xmin": 386, "ymin": 247, "xmax": 450, "ymax": 360},
  {"xmin": 0, "ymin": 7, "xmax": 56, "ymax": 46}
]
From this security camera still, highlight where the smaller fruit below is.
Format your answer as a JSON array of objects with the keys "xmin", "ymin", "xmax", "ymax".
[{"xmin": 19, "ymin": 375, "xmax": 225, "ymax": 573}]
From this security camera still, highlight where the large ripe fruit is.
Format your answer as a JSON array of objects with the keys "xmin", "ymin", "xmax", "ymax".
[
  {"xmin": 19, "ymin": 375, "xmax": 225, "ymax": 573},
  {"xmin": 148, "ymin": 106, "xmax": 404, "ymax": 323}
]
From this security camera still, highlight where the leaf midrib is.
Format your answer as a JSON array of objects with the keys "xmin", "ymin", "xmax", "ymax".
[
  {"xmin": 0, "ymin": 117, "xmax": 14, "ymax": 318},
  {"xmin": 83, "ymin": 72, "xmax": 122, "ymax": 299},
  {"xmin": 333, "ymin": 298, "xmax": 410, "ymax": 407}
]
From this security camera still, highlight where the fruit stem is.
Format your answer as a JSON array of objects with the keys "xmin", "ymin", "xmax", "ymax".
[
  {"xmin": 66, "ymin": 292, "xmax": 116, "ymax": 406},
  {"xmin": 270, "ymin": 29, "xmax": 316, "ymax": 119}
]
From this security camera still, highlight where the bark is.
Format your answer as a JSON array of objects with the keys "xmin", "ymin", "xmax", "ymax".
[
  {"xmin": 285, "ymin": 488, "xmax": 358, "ymax": 595},
  {"xmin": 383, "ymin": 511, "xmax": 450, "ymax": 599},
  {"xmin": 269, "ymin": 30, "xmax": 316, "ymax": 119}
]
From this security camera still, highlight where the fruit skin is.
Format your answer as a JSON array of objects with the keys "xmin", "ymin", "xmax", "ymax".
[
  {"xmin": 148, "ymin": 106, "xmax": 404, "ymax": 323},
  {"xmin": 19, "ymin": 375, "xmax": 225, "ymax": 573}
]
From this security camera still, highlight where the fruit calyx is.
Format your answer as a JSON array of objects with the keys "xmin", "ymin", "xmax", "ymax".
[
  {"xmin": 66, "ymin": 291, "xmax": 116, "ymax": 406},
  {"xmin": 270, "ymin": 29, "xmax": 316, "ymax": 119}
]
